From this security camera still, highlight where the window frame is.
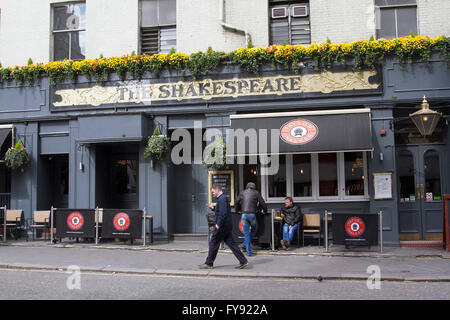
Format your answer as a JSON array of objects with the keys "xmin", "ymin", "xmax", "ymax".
[
  {"xmin": 376, "ymin": 4, "xmax": 418, "ymax": 39},
  {"xmin": 256, "ymin": 152, "xmax": 369, "ymax": 203},
  {"xmin": 139, "ymin": 0, "xmax": 176, "ymax": 55},
  {"xmin": 50, "ymin": 1, "xmax": 86, "ymax": 61}
]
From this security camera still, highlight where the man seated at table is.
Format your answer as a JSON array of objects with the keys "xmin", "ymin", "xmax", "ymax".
[{"xmin": 280, "ymin": 197, "xmax": 302, "ymax": 250}]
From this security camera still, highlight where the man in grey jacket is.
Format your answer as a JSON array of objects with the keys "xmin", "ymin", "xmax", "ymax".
[{"xmin": 235, "ymin": 182, "xmax": 267, "ymax": 256}]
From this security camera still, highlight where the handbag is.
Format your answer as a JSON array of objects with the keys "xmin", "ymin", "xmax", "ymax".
[{"xmin": 206, "ymin": 213, "xmax": 215, "ymax": 226}]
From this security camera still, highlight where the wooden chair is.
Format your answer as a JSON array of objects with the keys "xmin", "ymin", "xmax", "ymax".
[
  {"xmin": 5, "ymin": 210, "xmax": 23, "ymax": 239},
  {"xmin": 28, "ymin": 211, "xmax": 50, "ymax": 240},
  {"xmin": 302, "ymin": 214, "xmax": 321, "ymax": 247}
]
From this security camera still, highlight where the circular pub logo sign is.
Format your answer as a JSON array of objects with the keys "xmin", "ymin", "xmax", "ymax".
[
  {"xmin": 113, "ymin": 212, "xmax": 130, "ymax": 231},
  {"xmin": 345, "ymin": 217, "xmax": 366, "ymax": 237},
  {"xmin": 280, "ymin": 119, "xmax": 318, "ymax": 145},
  {"xmin": 67, "ymin": 212, "xmax": 84, "ymax": 230}
]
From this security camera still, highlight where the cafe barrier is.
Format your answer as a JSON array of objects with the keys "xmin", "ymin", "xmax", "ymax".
[
  {"xmin": 51, "ymin": 208, "xmax": 96, "ymax": 242},
  {"xmin": 51, "ymin": 207, "xmax": 150, "ymax": 246},
  {"xmin": 444, "ymin": 195, "xmax": 450, "ymax": 252},
  {"xmin": 326, "ymin": 211, "xmax": 383, "ymax": 252},
  {"xmin": 101, "ymin": 209, "xmax": 143, "ymax": 241},
  {"xmin": 1, "ymin": 206, "xmax": 5, "ymax": 242},
  {"xmin": 232, "ymin": 212, "xmax": 272, "ymax": 246}
]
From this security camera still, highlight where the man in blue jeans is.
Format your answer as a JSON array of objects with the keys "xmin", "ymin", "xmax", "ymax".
[
  {"xmin": 235, "ymin": 182, "xmax": 267, "ymax": 256},
  {"xmin": 280, "ymin": 197, "xmax": 302, "ymax": 250}
]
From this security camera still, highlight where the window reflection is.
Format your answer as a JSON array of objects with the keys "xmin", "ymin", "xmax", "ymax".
[
  {"xmin": 344, "ymin": 152, "xmax": 365, "ymax": 196},
  {"xmin": 424, "ymin": 150, "xmax": 441, "ymax": 201},
  {"xmin": 268, "ymin": 155, "xmax": 286, "ymax": 198},
  {"xmin": 319, "ymin": 153, "xmax": 338, "ymax": 197},
  {"xmin": 398, "ymin": 150, "xmax": 415, "ymax": 201},
  {"xmin": 293, "ymin": 154, "xmax": 312, "ymax": 197}
]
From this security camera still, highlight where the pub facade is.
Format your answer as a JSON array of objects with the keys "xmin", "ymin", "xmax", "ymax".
[{"xmin": 0, "ymin": 51, "xmax": 449, "ymax": 246}]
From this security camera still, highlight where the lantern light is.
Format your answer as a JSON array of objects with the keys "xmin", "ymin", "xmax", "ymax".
[{"xmin": 409, "ymin": 96, "xmax": 442, "ymax": 136}]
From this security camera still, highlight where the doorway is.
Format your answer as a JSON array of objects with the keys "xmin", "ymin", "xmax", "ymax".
[
  {"xmin": 173, "ymin": 164, "xmax": 209, "ymax": 234},
  {"xmin": 38, "ymin": 154, "xmax": 69, "ymax": 209},
  {"xmin": 397, "ymin": 145, "xmax": 444, "ymax": 241},
  {"xmin": 95, "ymin": 144, "xmax": 139, "ymax": 209}
]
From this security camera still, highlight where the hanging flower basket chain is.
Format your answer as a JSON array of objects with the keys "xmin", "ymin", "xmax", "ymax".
[{"xmin": 4, "ymin": 140, "xmax": 30, "ymax": 171}]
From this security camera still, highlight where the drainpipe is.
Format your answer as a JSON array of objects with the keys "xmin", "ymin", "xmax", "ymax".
[{"xmin": 219, "ymin": 0, "xmax": 252, "ymax": 45}]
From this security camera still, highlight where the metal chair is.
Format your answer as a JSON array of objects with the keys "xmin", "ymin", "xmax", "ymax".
[
  {"xmin": 302, "ymin": 214, "xmax": 321, "ymax": 246},
  {"xmin": 28, "ymin": 211, "xmax": 50, "ymax": 240},
  {"xmin": 4, "ymin": 210, "xmax": 24, "ymax": 239}
]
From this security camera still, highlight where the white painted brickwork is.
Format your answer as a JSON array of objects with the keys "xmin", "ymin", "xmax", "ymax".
[{"xmin": 0, "ymin": 0, "xmax": 448, "ymax": 67}]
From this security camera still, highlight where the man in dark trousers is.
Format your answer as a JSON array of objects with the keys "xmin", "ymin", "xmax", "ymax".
[{"xmin": 199, "ymin": 183, "xmax": 248, "ymax": 269}]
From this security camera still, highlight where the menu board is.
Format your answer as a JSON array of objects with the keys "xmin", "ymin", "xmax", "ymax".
[
  {"xmin": 373, "ymin": 173, "xmax": 393, "ymax": 200},
  {"xmin": 208, "ymin": 170, "xmax": 235, "ymax": 206}
]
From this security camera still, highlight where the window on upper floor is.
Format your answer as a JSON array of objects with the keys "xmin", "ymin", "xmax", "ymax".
[
  {"xmin": 52, "ymin": 2, "xmax": 86, "ymax": 61},
  {"xmin": 269, "ymin": 1, "xmax": 311, "ymax": 46},
  {"xmin": 375, "ymin": 0, "xmax": 417, "ymax": 39},
  {"xmin": 140, "ymin": 0, "xmax": 176, "ymax": 55}
]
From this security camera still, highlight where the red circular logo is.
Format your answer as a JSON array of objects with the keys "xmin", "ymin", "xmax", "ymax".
[
  {"xmin": 345, "ymin": 217, "xmax": 366, "ymax": 237},
  {"xmin": 67, "ymin": 212, "xmax": 84, "ymax": 230},
  {"xmin": 113, "ymin": 213, "xmax": 130, "ymax": 231},
  {"xmin": 280, "ymin": 119, "xmax": 318, "ymax": 145}
]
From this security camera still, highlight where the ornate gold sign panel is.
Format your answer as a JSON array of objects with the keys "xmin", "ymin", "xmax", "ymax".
[{"xmin": 52, "ymin": 70, "xmax": 381, "ymax": 109}]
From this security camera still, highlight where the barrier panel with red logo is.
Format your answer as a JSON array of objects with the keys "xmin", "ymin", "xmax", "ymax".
[
  {"xmin": 52, "ymin": 208, "xmax": 96, "ymax": 241},
  {"xmin": 101, "ymin": 209, "xmax": 143, "ymax": 240},
  {"xmin": 231, "ymin": 212, "xmax": 272, "ymax": 246},
  {"xmin": 330, "ymin": 212, "xmax": 381, "ymax": 251}
]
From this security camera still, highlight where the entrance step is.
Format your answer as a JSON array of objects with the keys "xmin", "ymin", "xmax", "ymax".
[
  {"xmin": 171, "ymin": 233, "xmax": 208, "ymax": 241},
  {"xmin": 400, "ymin": 240, "xmax": 443, "ymax": 248}
]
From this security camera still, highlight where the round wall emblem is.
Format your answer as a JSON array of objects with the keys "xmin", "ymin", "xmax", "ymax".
[
  {"xmin": 345, "ymin": 217, "xmax": 366, "ymax": 237},
  {"xmin": 67, "ymin": 212, "xmax": 84, "ymax": 230},
  {"xmin": 280, "ymin": 119, "xmax": 318, "ymax": 145},
  {"xmin": 113, "ymin": 212, "xmax": 130, "ymax": 231}
]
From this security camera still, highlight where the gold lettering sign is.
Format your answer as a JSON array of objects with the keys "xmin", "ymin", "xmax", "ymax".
[{"xmin": 53, "ymin": 71, "xmax": 379, "ymax": 107}]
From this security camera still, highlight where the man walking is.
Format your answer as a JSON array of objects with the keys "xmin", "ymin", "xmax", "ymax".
[
  {"xmin": 235, "ymin": 182, "xmax": 267, "ymax": 256},
  {"xmin": 199, "ymin": 184, "xmax": 248, "ymax": 269}
]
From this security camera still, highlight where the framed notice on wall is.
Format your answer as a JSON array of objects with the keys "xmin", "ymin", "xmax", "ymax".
[
  {"xmin": 373, "ymin": 172, "xmax": 393, "ymax": 200},
  {"xmin": 208, "ymin": 170, "xmax": 235, "ymax": 206}
]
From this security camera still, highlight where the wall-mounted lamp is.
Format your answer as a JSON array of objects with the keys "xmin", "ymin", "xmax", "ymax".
[{"xmin": 409, "ymin": 96, "xmax": 442, "ymax": 136}]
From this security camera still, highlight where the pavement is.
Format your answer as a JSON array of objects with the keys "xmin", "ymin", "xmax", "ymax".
[{"xmin": 0, "ymin": 239, "xmax": 449, "ymax": 282}]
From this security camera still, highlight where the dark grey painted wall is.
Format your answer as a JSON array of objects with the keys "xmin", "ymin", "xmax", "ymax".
[{"xmin": 0, "ymin": 54, "xmax": 448, "ymax": 243}]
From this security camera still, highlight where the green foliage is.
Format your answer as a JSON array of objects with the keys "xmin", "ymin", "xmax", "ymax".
[
  {"xmin": 202, "ymin": 137, "xmax": 228, "ymax": 170},
  {"xmin": 4, "ymin": 140, "xmax": 30, "ymax": 171},
  {"xmin": 144, "ymin": 129, "xmax": 171, "ymax": 161}
]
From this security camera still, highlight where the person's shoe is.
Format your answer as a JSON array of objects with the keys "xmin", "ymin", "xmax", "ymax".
[
  {"xmin": 198, "ymin": 264, "xmax": 213, "ymax": 269},
  {"xmin": 235, "ymin": 262, "xmax": 248, "ymax": 269},
  {"xmin": 280, "ymin": 239, "xmax": 287, "ymax": 250},
  {"xmin": 241, "ymin": 245, "xmax": 246, "ymax": 252}
]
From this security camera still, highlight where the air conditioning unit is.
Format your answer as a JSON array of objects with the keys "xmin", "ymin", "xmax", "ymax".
[
  {"xmin": 292, "ymin": 5, "xmax": 308, "ymax": 17},
  {"xmin": 272, "ymin": 7, "xmax": 287, "ymax": 19}
]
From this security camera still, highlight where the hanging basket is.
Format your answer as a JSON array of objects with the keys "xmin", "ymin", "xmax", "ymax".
[
  {"xmin": 4, "ymin": 140, "xmax": 30, "ymax": 171},
  {"xmin": 202, "ymin": 137, "xmax": 229, "ymax": 170},
  {"xmin": 144, "ymin": 128, "xmax": 171, "ymax": 162}
]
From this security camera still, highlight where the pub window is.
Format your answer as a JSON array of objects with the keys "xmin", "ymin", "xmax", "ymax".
[
  {"xmin": 318, "ymin": 153, "xmax": 338, "ymax": 198},
  {"xmin": 375, "ymin": 0, "xmax": 417, "ymax": 39},
  {"xmin": 52, "ymin": 2, "xmax": 86, "ymax": 61},
  {"xmin": 269, "ymin": 1, "xmax": 311, "ymax": 45},
  {"xmin": 140, "ymin": 0, "xmax": 176, "ymax": 55},
  {"xmin": 292, "ymin": 154, "xmax": 312, "ymax": 198},
  {"xmin": 268, "ymin": 155, "xmax": 287, "ymax": 198},
  {"xmin": 260, "ymin": 152, "xmax": 368, "ymax": 202},
  {"xmin": 344, "ymin": 152, "xmax": 365, "ymax": 196}
]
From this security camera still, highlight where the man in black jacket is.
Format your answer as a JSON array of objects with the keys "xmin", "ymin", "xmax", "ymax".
[
  {"xmin": 199, "ymin": 184, "xmax": 248, "ymax": 269},
  {"xmin": 235, "ymin": 182, "xmax": 267, "ymax": 256},
  {"xmin": 280, "ymin": 197, "xmax": 302, "ymax": 250}
]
